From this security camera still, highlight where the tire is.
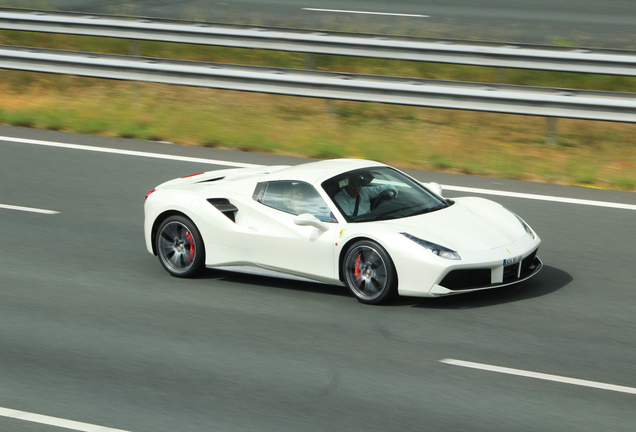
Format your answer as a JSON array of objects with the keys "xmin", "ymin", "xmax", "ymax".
[
  {"xmin": 155, "ymin": 215, "xmax": 205, "ymax": 278},
  {"xmin": 342, "ymin": 240, "xmax": 397, "ymax": 305}
]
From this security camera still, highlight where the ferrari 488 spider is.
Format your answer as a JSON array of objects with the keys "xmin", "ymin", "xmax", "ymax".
[{"xmin": 145, "ymin": 159, "xmax": 542, "ymax": 304}]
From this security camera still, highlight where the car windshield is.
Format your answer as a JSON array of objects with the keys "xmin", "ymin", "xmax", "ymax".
[{"xmin": 323, "ymin": 167, "xmax": 451, "ymax": 223}]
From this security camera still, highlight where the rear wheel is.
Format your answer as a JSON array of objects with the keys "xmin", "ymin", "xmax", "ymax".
[
  {"xmin": 155, "ymin": 215, "xmax": 205, "ymax": 278},
  {"xmin": 342, "ymin": 240, "xmax": 397, "ymax": 305}
]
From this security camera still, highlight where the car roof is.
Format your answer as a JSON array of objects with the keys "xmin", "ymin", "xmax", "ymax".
[{"xmin": 261, "ymin": 159, "xmax": 387, "ymax": 184}]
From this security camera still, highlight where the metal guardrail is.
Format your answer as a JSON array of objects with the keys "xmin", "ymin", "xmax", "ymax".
[
  {"xmin": 1, "ymin": 9, "xmax": 636, "ymax": 76},
  {"xmin": 1, "ymin": 46, "xmax": 635, "ymax": 123}
]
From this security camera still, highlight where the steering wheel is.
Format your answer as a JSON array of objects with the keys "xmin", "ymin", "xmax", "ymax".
[{"xmin": 370, "ymin": 189, "xmax": 397, "ymax": 210}]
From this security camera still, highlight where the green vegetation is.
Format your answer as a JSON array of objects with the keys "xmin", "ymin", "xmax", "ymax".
[{"xmin": 0, "ymin": 30, "xmax": 635, "ymax": 191}]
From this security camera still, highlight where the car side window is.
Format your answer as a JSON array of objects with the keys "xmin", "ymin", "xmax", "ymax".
[{"xmin": 254, "ymin": 180, "xmax": 336, "ymax": 222}]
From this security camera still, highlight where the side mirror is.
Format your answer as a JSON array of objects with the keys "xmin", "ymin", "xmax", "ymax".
[
  {"xmin": 427, "ymin": 182, "xmax": 443, "ymax": 197},
  {"xmin": 294, "ymin": 213, "xmax": 329, "ymax": 231}
]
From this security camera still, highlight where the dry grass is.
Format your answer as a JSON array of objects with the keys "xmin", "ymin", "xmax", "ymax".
[{"xmin": 1, "ymin": 75, "xmax": 634, "ymax": 191}]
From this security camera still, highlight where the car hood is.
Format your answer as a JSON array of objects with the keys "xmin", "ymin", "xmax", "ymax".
[{"xmin": 385, "ymin": 197, "xmax": 527, "ymax": 251}]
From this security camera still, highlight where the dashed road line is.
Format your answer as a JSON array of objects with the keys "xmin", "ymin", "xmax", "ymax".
[
  {"xmin": 302, "ymin": 8, "xmax": 429, "ymax": 17},
  {"xmin": 0, "ymin": 406, "xmax": 132, "ymax": 432},
  {"xmin": 440, "ymin": 358, "xmax": 636, "ymax": 395},
  {"xmin": 0, "ymin": 203, "xmax": 59, "ymax": 214}
]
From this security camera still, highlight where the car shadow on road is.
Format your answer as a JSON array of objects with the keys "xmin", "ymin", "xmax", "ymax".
[
  {"xmin": 198, "ymin": 265, "xmax": 571, "ymax": 308},
  {"xmin": 199, "ymin": 267, "xmax": 351, "ymax": 298},
  {"xmin": 401, "ymin": 265, "xmax": 572, "ymax": 309}
]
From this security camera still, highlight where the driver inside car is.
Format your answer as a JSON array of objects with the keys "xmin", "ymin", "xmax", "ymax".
[{"xmin": 334, "ymin": 174, "xmax": 397, "ymax": 217}]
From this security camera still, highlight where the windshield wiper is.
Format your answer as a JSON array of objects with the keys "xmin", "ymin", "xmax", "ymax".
[
  {"xmin": 354, "ymin": 202, "xmax": 450, "ymax": 222},
  {"xmin": 409, "ymin": 204, "xmax": 448, "ymax": 216}
]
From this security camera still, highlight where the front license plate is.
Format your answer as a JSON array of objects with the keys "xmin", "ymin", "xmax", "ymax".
[{"xmin": 504, "ymin": 255, "xmax": 521, "ymax": 266}]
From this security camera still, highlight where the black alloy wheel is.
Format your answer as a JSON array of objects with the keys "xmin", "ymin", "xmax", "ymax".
[
  {"xmin": 156, "ymin": 215, "xmax": 205, "ymax": 278},
  {"xmin": 343, "ymin": 240, "xmax": 397, "ymax": 305}
]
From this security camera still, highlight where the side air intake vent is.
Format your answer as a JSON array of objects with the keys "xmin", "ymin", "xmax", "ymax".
[
  {"xmin": 198, "ymin": 176, "xmax": 225, "ymax": 183},
  {"xmin": 207, "ymin": 198, "xmax": 238, "ymax": 223}
]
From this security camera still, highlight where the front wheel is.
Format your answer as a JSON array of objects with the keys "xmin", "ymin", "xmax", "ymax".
[
  {"xmin": 155, "ymin": 215, "xmax": 205, "ymax": 278},
  {"xmin": 342, "ymin": 240, "xmax": 397, "ymax": 305}
]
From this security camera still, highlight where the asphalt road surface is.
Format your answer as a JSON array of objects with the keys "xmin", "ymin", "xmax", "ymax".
[
  {"xmin": 1, "ymin": 125, "xmax": 636, "ymax": 432},
  {"xmin": 11, "ymin": 0, "xmax": 636, "ymax": 47}
]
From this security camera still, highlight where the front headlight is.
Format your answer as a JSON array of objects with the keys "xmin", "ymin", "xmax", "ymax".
[
  {"xmin": 400, "ymin": 232, "xmax": 461, "ymax": 260},
  {"xmin": 509, "ymin": 211, "xmax": 536, "ymax": 239}
]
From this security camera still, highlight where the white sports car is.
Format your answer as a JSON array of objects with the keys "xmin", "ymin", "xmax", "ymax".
[{"xmin": 144, "ymin": 159, "xmax": 542, "ymax": 304}]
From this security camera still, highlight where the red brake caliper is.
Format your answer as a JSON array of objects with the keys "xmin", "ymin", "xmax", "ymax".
[
  {"xmin": 354, "ymin": 254, "xmax": 362, "ymax": 286},
  {"xmin": 186, "ymin": 231, "xmax": 195, "ymax": 261}
]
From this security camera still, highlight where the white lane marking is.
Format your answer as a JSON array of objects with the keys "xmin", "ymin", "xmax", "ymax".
[
  {"xmin": 2, "ymin": 135, "xmax": 635, "ymax": 211},
  {"xmin": 443, "ymin": 185, "xmax": 636, "ymax": 211},
  {"xmin": 0, "ymin": 203, "xmax": 59, "ymax": 214},
  {"xmin": 303, "ymin": 8, "xmax": 429, "ymax": 18},
  {"xmin": 0, "ymin": 136, "xmax": 258, "ymax": 168},
  {"xmin": 440, "ymin": 359, "xmax": 636, "ymax": 395},
  {"xmin": 0, "ymin": 406, "xmax": 132, "ymax": 432}
]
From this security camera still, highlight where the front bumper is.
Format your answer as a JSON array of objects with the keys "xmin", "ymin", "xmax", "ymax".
[{"xmin": 428, "ymin": 249, "xmax": 543, "ymax": 296}]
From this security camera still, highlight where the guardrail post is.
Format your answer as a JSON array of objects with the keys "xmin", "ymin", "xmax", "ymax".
[
  {"xmin": 304, "ymin": 54, "xmax": 316, "ymax": 70},
  {"xmin": 129, "ymin": 40, "xmax": 140, "ymax": 56},
  {"xmin": 326, "ymin": 100, "xmax": 338, "ymax": 122},
  {"xmin": 128, "ymin": 29, "xmax": 141, "ymax": 103},
  {"xmin": 495, "ymin": 68, "xmax": 507, "ymax": 84},
  {"xmin": 545, "ymin": 117, "xmax": 558, "ymax": 145}
]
